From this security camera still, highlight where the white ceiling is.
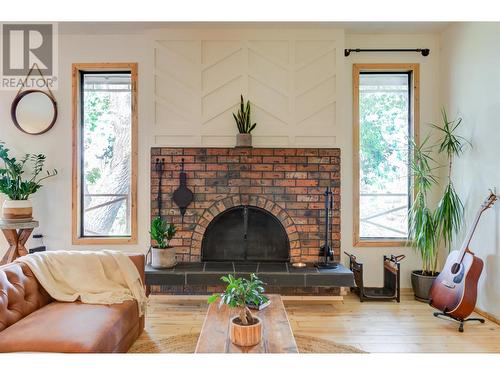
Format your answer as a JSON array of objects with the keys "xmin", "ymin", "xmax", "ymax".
[
  {"xmin": 58, "ymin": 22, "xmax": 452, "ymax": 35},
  {"xmin": 338, "ymin": 22, "xmax": 451, "ymax": 34}
]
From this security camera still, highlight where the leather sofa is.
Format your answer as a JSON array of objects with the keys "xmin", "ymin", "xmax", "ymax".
[{"xmin": 0, "ymin": 254, "xmax": 145, "ymax": 353}]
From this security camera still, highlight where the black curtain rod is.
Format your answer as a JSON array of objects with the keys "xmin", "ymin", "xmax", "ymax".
[{"xmin": 344, "ymin": 48, "xmax": 430, "ymax": 57}]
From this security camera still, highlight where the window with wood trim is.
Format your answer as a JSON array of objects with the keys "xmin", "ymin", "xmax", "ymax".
[
  {"xmin": 72, "ymin": 63, "xmax": 138, "ymax": 244},
  {"xmin": 353, "ymin": 64, "xmax": 419, "ymax": 247}
]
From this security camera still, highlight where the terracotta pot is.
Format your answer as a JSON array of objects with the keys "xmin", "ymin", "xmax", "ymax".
[
  {"xmin": 230, "ymin": 316, "xmax": 262, "ymax": 347},
  {"xmin": 2, "ymin": 199, "xmax": 33, "ymax": 221},
  {"xmin": 236, "ymin": 133, "xmax": 252, "ymax": 148},
  {"xmin": 411, "ymin": 270, "xmax": 439, "ymax": 302},
  {"xmin": 151, "ymin": 247, "xmax": 177, "ymax": 269}
]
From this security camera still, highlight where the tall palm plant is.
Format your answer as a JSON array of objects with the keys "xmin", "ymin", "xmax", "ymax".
[
  {"xmin": 431, "ymin": 108, "xmax": 470, "ymax": 253},
  {"xmin": 409, "ymin": 137, "xmax": 439, "ymax": 275},
  {"xmin": 409, "ymin": 109, "xmax": 469, "ymax": 276}
]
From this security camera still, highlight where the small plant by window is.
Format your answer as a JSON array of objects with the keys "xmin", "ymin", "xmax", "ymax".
[{"xmin": 0, "ymin": 141, "xmax": 57, "ymax": 200}]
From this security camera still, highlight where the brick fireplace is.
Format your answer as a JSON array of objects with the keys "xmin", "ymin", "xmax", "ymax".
[{"xmin": 151, "ymin": 147, "xmax": 341, "ymax": 264}]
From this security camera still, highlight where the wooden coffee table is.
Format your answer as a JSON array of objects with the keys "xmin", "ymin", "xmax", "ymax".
[{"xmin": 195, "ymin": 294, "xmax": 298, "ymax": 353}]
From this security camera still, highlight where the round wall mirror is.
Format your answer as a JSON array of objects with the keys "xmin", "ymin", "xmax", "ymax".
[{"xmin": 11, "ymin": 90, "xmax": 58, "ymax": 135}]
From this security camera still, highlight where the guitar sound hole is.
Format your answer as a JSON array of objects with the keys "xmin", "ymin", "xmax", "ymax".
[{"xmin": 451, "ymin": 263, "xmax": 461, "ymax": 274}]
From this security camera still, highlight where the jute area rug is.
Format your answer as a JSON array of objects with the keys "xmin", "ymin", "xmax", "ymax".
[{"xmin": 128, "ymin": 333, "xmax": 365, "ymax": 354}]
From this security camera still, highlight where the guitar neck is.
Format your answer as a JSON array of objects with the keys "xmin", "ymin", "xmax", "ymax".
[
  {"xmin": 458, "ymin": 207, "xmax": 484, "ymax": 260},
  {"xmin": 454, "ymin": 192, "xmax": 497, "ymax": 263}
]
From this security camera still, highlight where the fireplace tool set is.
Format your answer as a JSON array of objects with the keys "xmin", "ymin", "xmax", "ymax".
[
  {"xmin": 147, "ymin": 157, "xmax": 166, "ymax": 266},
  {"xmin": 154, "ymin": 157, "xmax": 194, "ymax": 222},
  {"xmin": 315, "ymin": 186, "xmax": 339, "ymax": 269},
  {"xmin": 154, "ymin": 157, "xmax": 165, "ymax": 215},
  {"xmin": 149, "ymin": 158, "xmax": 194, "ymax": 265},
  {"xmin": 172, "ymin": 158, "xmax": 194, "ymax": 220}
]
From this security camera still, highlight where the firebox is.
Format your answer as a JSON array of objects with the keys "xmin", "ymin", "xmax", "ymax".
[{"xmin": 202, "ymin": 205, "xmax": 290, "ymax": 262}]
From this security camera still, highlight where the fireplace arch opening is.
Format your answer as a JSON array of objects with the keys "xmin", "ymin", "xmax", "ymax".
[{"xmin": 201, "ymin": 205, "xmax": 290, "ymax": 262}]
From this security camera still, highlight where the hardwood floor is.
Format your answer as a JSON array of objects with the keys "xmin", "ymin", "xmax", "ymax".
[{"xmin": 137, "ymin": 292, "xmax": 500, "ymax": 353}]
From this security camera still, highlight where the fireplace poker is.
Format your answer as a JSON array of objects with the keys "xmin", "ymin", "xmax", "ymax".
[{"xmin": 155, "ymin": 157, "xmax": 165, "ymax": 216}]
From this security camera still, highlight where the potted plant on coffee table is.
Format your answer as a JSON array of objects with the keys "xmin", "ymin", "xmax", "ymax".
[
  {"xmin": 233, "ymin": 94, "xmax": 257, "ymax": 148},
  {"xmin": 149, "ymin": 216, "xmax": 177, "ymax": 269},
  {"xmin": 208, "ymin": 273, "xmax": 268, "ymax": 347},
  {"xmin": 0, "ymin": 141, "xmax": 57, "ymax": 221}
]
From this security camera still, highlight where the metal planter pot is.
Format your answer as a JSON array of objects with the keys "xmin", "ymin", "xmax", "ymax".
[
  {"xmin": 411, "ymin": 270, "xmax": 438, "ymax": 302},
  {"xmin": 236, "ymin": 133, "xmax": 252, "ymax": 148}
]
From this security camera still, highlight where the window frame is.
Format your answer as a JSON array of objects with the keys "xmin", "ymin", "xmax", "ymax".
[
  {"xmin": 72, "ymin": 63, "xmax": 138, "ymax": 245},
  {"xmin": 352, "ymin": 63, "xmax": 420, "ymax": 247}
]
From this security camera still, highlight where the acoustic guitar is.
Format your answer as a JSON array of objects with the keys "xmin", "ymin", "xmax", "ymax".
[{"xmin": 429, "ymin": 191, "xmax": 497, "ymax": 320}]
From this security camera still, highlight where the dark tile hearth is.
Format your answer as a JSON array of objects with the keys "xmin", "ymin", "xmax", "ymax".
[
  {"xmin": 233, "ymin": 263, "xmax": 259, "ymax": 272},
  {"xmin": 204, "ymin": 261, "xmax": 234, "ymax": 272},
  {"xmin": 145, "ymin": 261, "xmax": 354, "ymax": 289}
]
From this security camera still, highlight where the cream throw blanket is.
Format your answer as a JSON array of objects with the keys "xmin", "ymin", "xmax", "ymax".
[{"xmin": 16, "ymin": 250, "xmax": 147, "ymax": 316}]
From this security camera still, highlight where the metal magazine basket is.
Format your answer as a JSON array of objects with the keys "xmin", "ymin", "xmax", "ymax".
[{"xmin": 344, "ymin": 252, "xmax": 405, "ymax": 302}]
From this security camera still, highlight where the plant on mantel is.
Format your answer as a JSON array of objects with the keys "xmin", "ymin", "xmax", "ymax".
[
  {"xmin": 233, "ymin": 95, "xmax": 257, "ymax": 148},
  {"xmin": 0, "ymin": 141, "xmax": 57, "ymax": 221},
  {"xmin": 409, "ymin": 108, "xmax": 470, "ymax": 301}
]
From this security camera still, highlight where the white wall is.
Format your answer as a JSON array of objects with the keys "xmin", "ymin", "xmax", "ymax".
[
  {"xmin": 0, "ymin": 33, "xmax": 155, "ymax": 254},
  {"xmin": 0, "ymin": 26, "xmax": 443, "ymax": 288},
  {"xmin": 151, "ymin": 28, "xmax": 344, "ymax": 148},
  {"xmin": 440, "ymin": 23, "xmax": 500, "ymax": 319}
]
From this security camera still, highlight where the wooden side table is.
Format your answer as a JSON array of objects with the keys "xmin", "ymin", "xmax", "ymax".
[{"xmin": 0, "ymin": 220, "xmax": 39, "ymax": 265}]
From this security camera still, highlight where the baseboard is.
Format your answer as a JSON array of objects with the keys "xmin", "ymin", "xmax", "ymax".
[
  {"xmin": 474, "ymin": 307, "xmax": 500, "ymax": 325},
  {"xmin": 150, "ymin": 294, "xmax": 208, "ymax": 301},
  {"xmin": 149, "ymin": 294, "xmax": 344, "ymax": 302},
  {"xmin": 280, "ymin": 295, "xmax": 343, "ymax": 302}
]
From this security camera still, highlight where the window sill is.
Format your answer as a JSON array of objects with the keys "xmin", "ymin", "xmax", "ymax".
[
  {"xmin": 354, "ymin": 239, "xmax": 409, "ymax": 248},
  {"xmin": 72, "ymin": 236, "xmax": 137, "ymax": 245}
]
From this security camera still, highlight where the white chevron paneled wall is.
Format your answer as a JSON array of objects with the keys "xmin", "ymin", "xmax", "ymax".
[{"xmin": 153, "ymin": 29, "xmax": 344, "ymax": 147}]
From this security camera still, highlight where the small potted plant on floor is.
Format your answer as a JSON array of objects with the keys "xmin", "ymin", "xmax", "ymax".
[
  {"xmin": 233, "ymin": 94, "xmax": 257, "ymax": 148},
  {"xmin": 149, "ymin": 216, "xmax": 177, "ymax": 269},
  {"xmin": 0, "ymin": 141, "xmax": 57, "ymax": 221},
  {"xmin": 208, "ymin": 273, "xmax": 268, "ymax": 347}
]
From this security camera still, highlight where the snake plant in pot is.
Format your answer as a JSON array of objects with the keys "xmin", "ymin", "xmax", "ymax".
[
  {"xmin": 208, "ymin": 273, "xmax": 268, "ymax": 347},
  {"xmin": 149, "ymin": 216, "xmax": 177, "ymax": 269},
  {"xmin": 409, "ymin": 109, "xmax": 469, "ymax": 302},
  {"xmin": 0, "ymin": 141, "xmax": 57, "ymax": 221},
  {"xmin": 233, "ymin": 95, "xmax": 257, "ymax": 148}
]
